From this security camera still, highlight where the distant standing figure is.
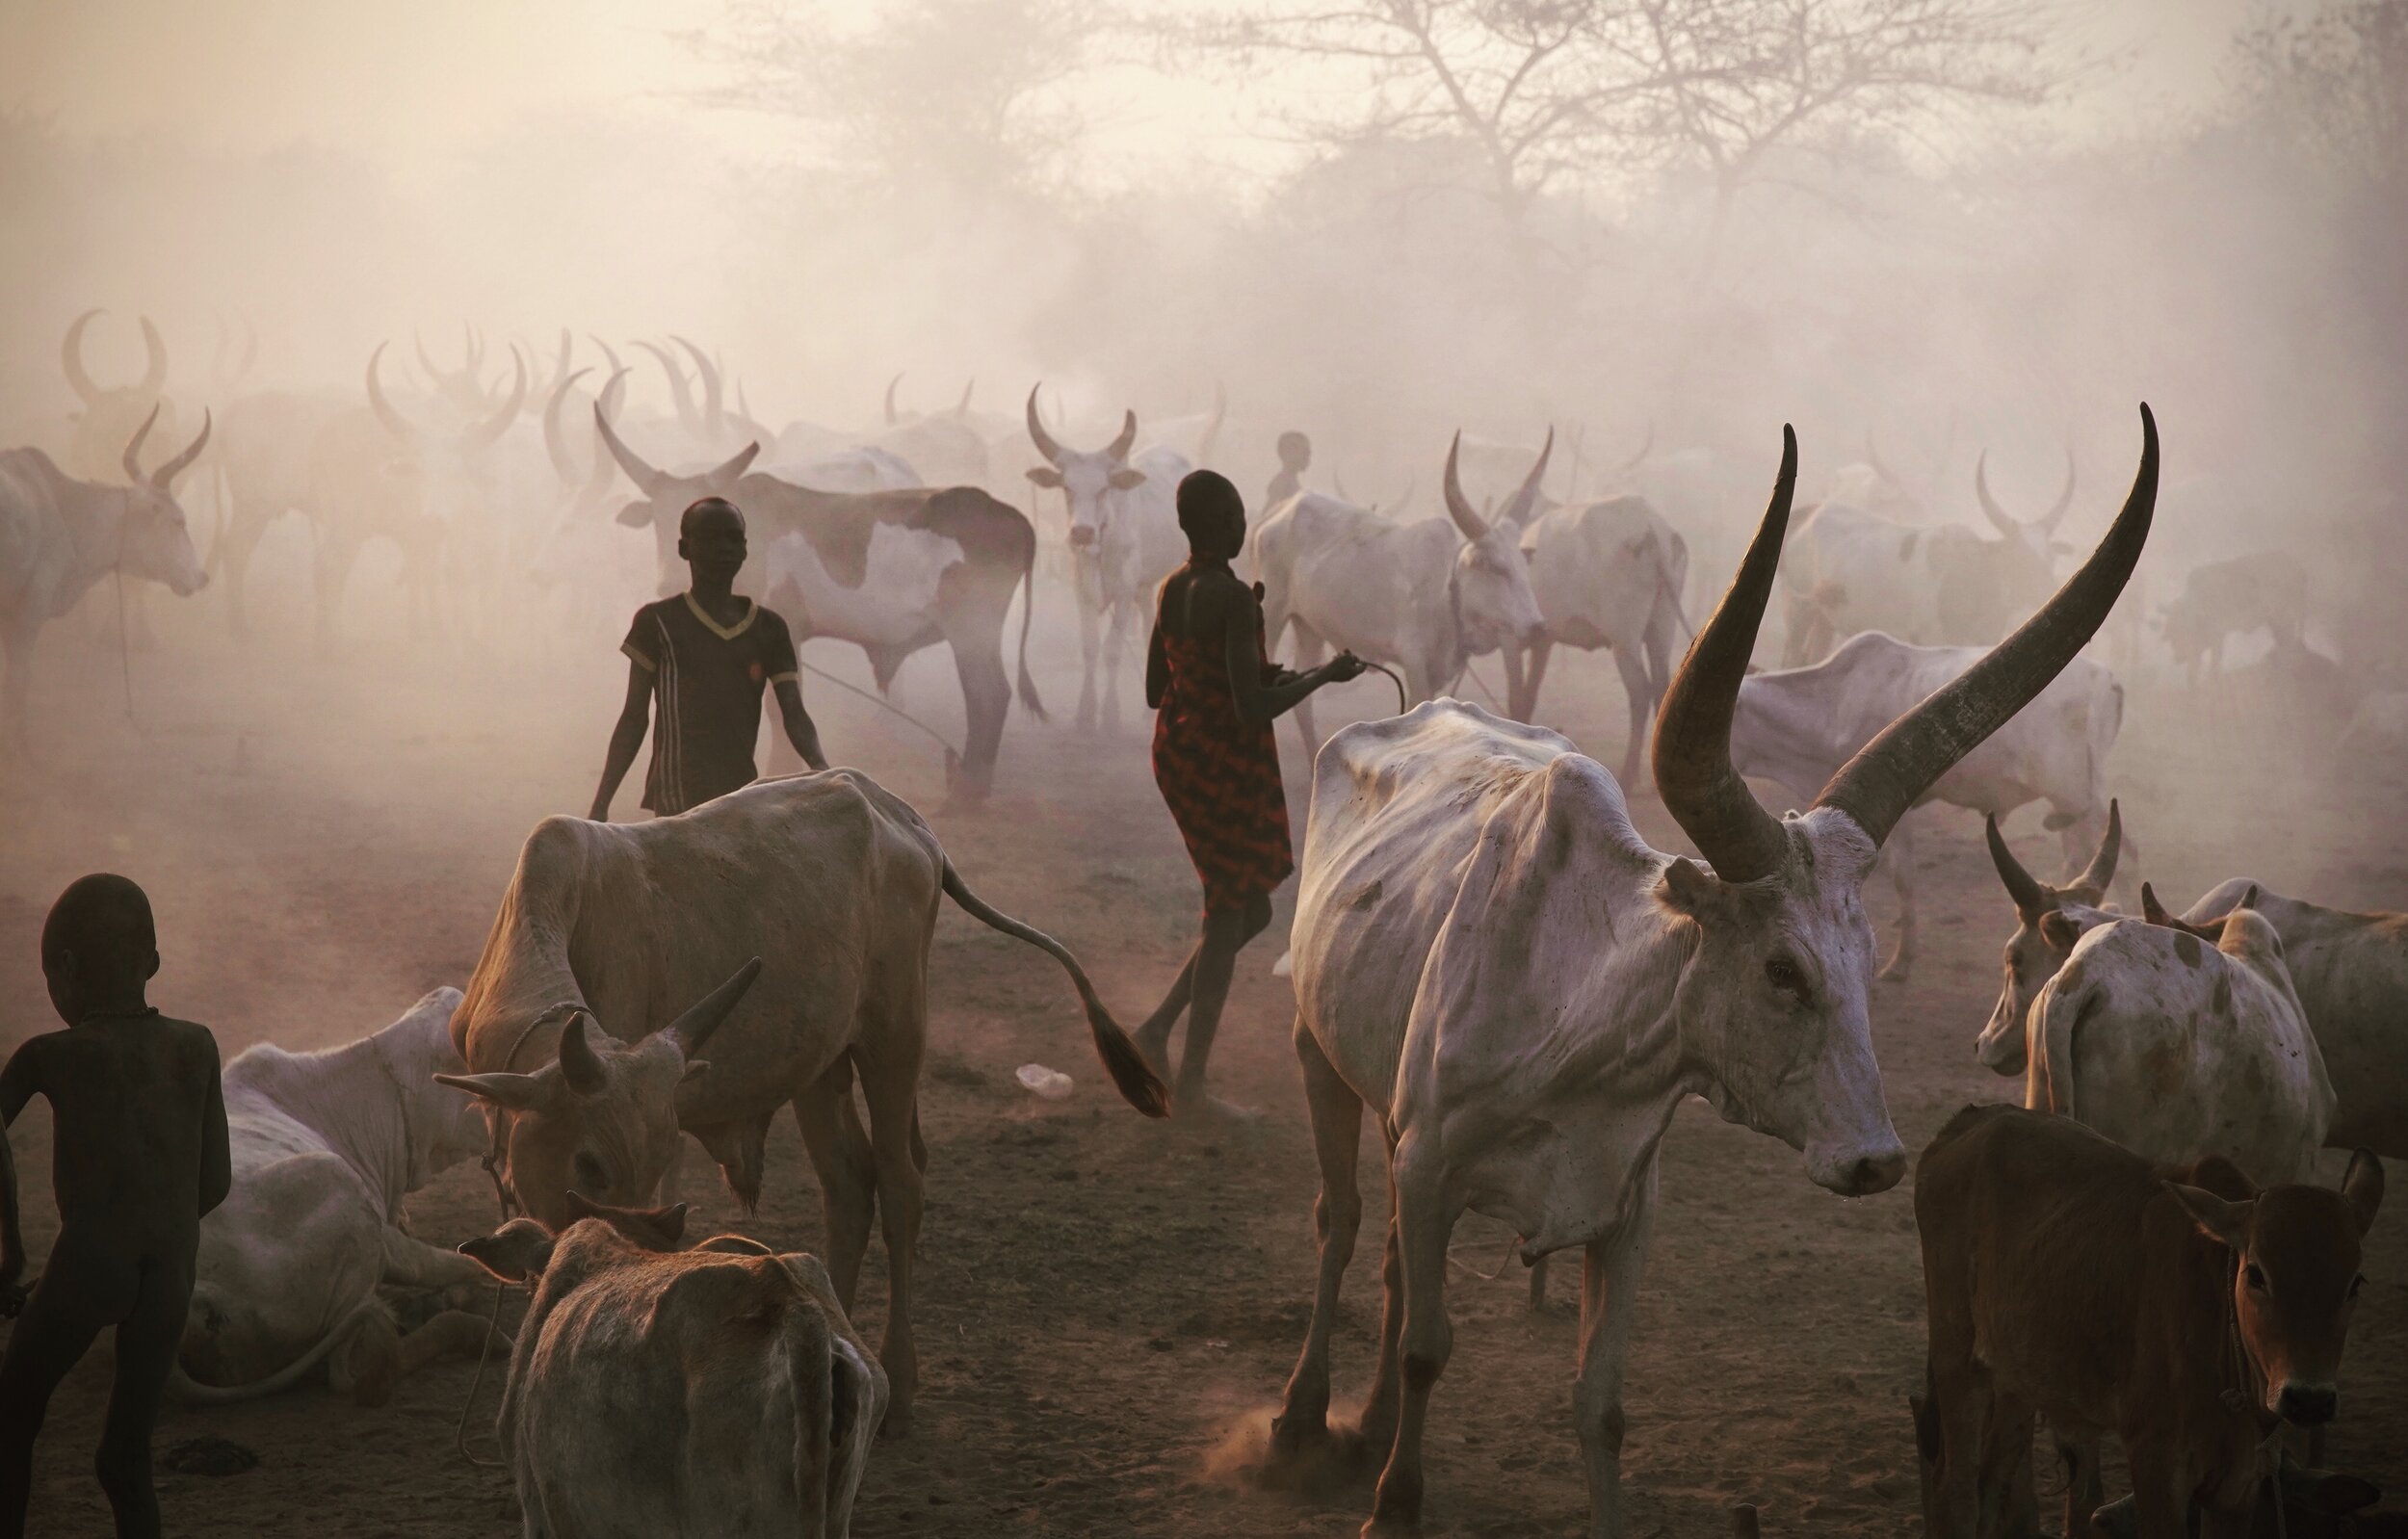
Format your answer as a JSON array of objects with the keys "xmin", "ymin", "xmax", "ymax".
[
  {"xmin": 1265, "ymin": 430, "xmax": 1312, "ymax": 509},
  {"xmin": 590, "ymin": 496, "xmax": 828, "ymax": 821},
  {"xmin": 0, "ymin": 874, "xmax": 232, "ymax": 1539},
  {"xmin": 1136, "ymin": 471, "xmax": 1362, "ymax": 1116}
]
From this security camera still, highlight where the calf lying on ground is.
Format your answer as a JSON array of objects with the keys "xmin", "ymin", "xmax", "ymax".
[
  {"xmin": 1916, "ymin": 1105, "xmax": 2383, "ymax": 1539},
  {"xmin": 461, "ymin": 1196, "xmax": 883, "ymax": 1539},
  {"xmin": 174, "ymin": 986, "xmax": 501, "ymax": 1403},
  {"xmin": 2024, "ymin": 904, "xmax": 2332, "ymax": 1184}
]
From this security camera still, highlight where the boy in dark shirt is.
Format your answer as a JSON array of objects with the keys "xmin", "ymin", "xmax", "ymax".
[
  {"xmin": 590, "ymin": 496, "xmax": 828, "ymax": 821},
  {"xmin": 0, "ymin": 874, "xmax": 232, "ymax": 1539},
  {"xmin": 1265, "ymin": 430, "xmax": 1312, "ymax": 509}
]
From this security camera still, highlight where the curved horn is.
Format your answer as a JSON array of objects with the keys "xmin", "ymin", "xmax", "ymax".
[
  {"xmin": 543, "ymin": 365, "xmax": 591, "ymax": 484},
  {"xmin": 412, "ymin": 329, "xmax": 449, "ymax": 390},
  {"xmin": 2043, "ymin": 447, "xmax": 2077, "ymax": 532},
  {"xmin": 1974, "ymin": 451, "xmax": 2018, "ymax": 538},
  {"xmin": 725, "ymin": 377, "xmax": 771, "ymax": 440},
  {"xmin": 153, "ymin": 410, "xmax": 212, "ymax": 492},
  {"xmin": 577, "ymin": 370, "xmax": 629, "ymax": 508},
  {"xmin": 1502, "ymin": 427, "xmax": 1555, "ymax": 527},
  {"xmin": 558, "ymin": 1013, "xmax": 611, "ymax": 1095},
  {"xmin": 2069, "ymin": 798, "xmax": 2120, "ymax": 899},
  {"xmin": 1025, "ymin": 383, "xmax": 1065, "ymax": 465},
  {"xmin": 461, "ymin": 346, "xmax": 527, "ymax": 452},
  {"xmin": 593, "ymin": 370, "xmax": 666, "ymax": 494},
  {"xmin": 955, "ymin": 378, "xmax": 975, "ymax": 418},
  {"xmin": 1106, "ymin": 409, "xmax": 1138, "ymax": 462},
  {"xmin": 1650, "ymin": 426, "xmax": 1796, "ymax": 884},
  {"xmin": 137, "ymin": 315, "xmax": 168, "ymax": 397},
  {"xmin": 662, "ymin": 957, "xmax": 764, "ymax": 1061},
  {"xmin": 1619, "ymin": 421, "xmax": 1655, "ymax": 475},
  {"xmin": 1441, "ymin": 431, "xmax": 1490, "ymax": 542},
  {"xmin": 704, "ymin": 439, "xmax": 761, "ymax": 487},
  {"xmin": 121, "ymin": 404, "xmax": 161, "ymax": 483},
  {"xmin": 1816, "ymin": 405, "xmax": 2159, "ymax": 850},
  {"xmin": 587, "ymin": 335, "xmax": 624, "ymax": 382},
  {"xmin": 673, "ymin": 337, "xmax": 721, "ymax": 434},
  {"xmin": 62, "ymin": 309, "xmax": 103, "ymax": 406},
  {"xmin": 636, "ymin": 341, "xmax": 700, "ymax": 438},
  {"xmin": 884, "ymin": 373, "xmax": 904, "ymax": 426},
  {"xmin": 365, "ymin": 344, "xmax": 420, "ymax": 445},
  {"xmin": 1984, "ymin": 814, "xmax": 2050, "ymax": 918},
  {"xmin": 537, "ymin": 327, "xmax": 572, "ymax": 401}
]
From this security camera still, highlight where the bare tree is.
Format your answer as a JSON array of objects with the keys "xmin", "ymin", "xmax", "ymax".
[
  {"xmin": 681, "ymin": 0, "xmax": 1110, "ymax": 199},
  {"xmin": 1166, "ymin": 0, "xmax": 2068, "ymax": 234}
]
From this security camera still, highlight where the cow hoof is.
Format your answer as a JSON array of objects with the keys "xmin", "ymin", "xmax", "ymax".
[
  {"xmin": 878, "ymin": 1407, "xmax": 914, "ymax": 1440},
  {"xmin": 1363, "ymin": 1511, "xmax": 1421, "ymax": 1537}
]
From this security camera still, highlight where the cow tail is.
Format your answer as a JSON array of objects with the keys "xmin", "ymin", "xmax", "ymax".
[
  {"xmin": 2033, "ymin": 974, "xmax": 2093, "ymax": 1123},
  {"xmin": 166, "ymin": 1293, "xmax": 384, "ymax": 1405},
  {"xmin": 1654, "ymin": 530, "xmax": 1696, "ymax": 645},
  {"xmin": 938, "ymin": 862, "xmax": 1169, "ymax": 1117},
  {"xmin": 791, "ymin": 1303, "xmax": 837, "ymax": 1539},
  {"xmin": 1013, "ymin": 554, "xmax": 1048, "ymax": 721}
]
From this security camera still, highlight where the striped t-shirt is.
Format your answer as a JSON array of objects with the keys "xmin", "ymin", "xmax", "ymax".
[{"xmin": 621, "ymin": 591, "xmax": 799, "ymax": 816}]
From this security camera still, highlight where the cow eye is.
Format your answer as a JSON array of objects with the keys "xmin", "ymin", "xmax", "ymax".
[
  {"xmin": 573, "ymin": 1151, "xmax": 608, "ymax": 1191},
  {"xmin": 1765, "ymin": 956, "xmax": 1804, "ymax": 993},
  {"xmin": 2243, "ymin": 1263, "xmax": 2268, "ymax": 1291}
]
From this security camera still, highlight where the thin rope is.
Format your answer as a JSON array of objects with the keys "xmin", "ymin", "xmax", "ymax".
[
  {"xmin": 1461, "ymin": 660, "xmax": 1505, "ymax": 711},
  {"xmin": 453, "ymin": 1278, "xmax": 513, "ymax": 1470},
  {"xmin": 796, "ymin": 657, "xmax": 960, "ymax": 758},
  {"xmin": 1448, "ymin": 1232, "xmax": 1524, "ymax": 1283},
  {"xmin": 1361, "ymin": 660, "xmax": 1408, "ymax": 716}
]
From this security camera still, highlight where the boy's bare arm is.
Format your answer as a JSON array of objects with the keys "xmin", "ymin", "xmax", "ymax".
[
  {"xmin": 0, "ymin": 1039, "xmax": 42, "ymax": 1311},
  {"xmin": 196, "ymin": 1030, "xmax": 230, "ymax": 1216},
  {"xmin": 772, "ymin": 680, "xmax": 827, "ymax": 771},
  {"xmin": 589, "ymin": 660, "xmax": 654, "ymax": 821}
]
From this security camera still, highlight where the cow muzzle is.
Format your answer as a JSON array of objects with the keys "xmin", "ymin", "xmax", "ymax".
[
  {"xmin": 1808, "ymin": 1134, "xmax": 1908, "ymax": 1197},
  {"xmin": 2276, "ymin": 1382, "xmax": 2338, "ymax": 1426}
]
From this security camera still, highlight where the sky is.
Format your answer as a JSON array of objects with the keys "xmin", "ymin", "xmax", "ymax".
[{"xmin": 0, "ymin": 0, "xmax": 2328, "ymax": 182}]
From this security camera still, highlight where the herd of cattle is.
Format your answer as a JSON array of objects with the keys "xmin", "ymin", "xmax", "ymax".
[{"xmin": 5, "ymin": 313, "xmax": 2403, "ymax": 1538}]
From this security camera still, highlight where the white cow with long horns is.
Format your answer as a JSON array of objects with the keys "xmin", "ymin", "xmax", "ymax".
[
  {"xmin": 1265, "ymin": 408, "xmax": 2159, "ymax": 1539},
  {"xmin": 1254, "ymin": 430, "xmax": 1552, "ymax": 756}
]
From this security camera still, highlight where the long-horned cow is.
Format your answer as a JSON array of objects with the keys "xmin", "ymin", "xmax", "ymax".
[
  {"xmin": 1, "ymin": 408, "xmax": 212, "ymax": 741},
  {"xmin": 1253, "ymin": 430, "xmax": 1551, "ymax": 756},
  {"xmin": 1729, "ymin": 629, "xmax": 2123, "ymax": 979},
  {"xmin": 1266, "ymin": 409, "xmax": 2157, "ymax": 1539},
  {"xmin": 1506, "ymin": 488, "xmax": 1691, "ymax": 781},
  {"xmin": 596, "ymin": 392, "xmax": 1044, "ymax": 800},
  {"xmin": 1978, "ymin": 835, "xmax": 2408, "ymax": 1160},
  {"xmin": 1780, "ymin": 446, "xmax": 2076, "ymax": 665},
  {"xmin": 1023, "ymin": 385, "xmax": 1190, "ymax": 731},
  {"xmin": 441, "ymin": 771, "xmax": 1166, "ymax": 1429}
]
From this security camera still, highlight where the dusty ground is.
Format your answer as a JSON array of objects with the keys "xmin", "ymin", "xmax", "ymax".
[{"xmin": 3, "ymin": 575, "xmax": 2403, "ymax": 1538}]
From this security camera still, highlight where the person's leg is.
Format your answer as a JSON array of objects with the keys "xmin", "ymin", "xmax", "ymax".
[
  {"xmin": 0, "ymin": 1274, "xmax": 109, "ymax": 1539},
  {"xmin": 97, "ymin": 1261, "xmax": 186, "ymax": 1539},
  {"xmin": 1132, "ymin": 940, "xmax": 1202, "ymax": 1077},
  {"xmin": 1172, "ymin": 893, "xmax": 1273, "ymax": 1114}
]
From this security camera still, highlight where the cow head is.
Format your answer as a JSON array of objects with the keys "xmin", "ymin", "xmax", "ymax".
[
  {"xmin": 1024, "ymin": 385, "xmax": 1148, "ymax": 551},
  {"xmin": 1651, "ymin": 409, "xmax": 2158, "ymax": 1198},
  {"xmin": 592, "ymin": 372, "xmax": 761, "ymax": 586},
  {"xmin": 455, "ymin": 1197, "xmax": 690, "ymax": 1282},
  {"xmin": 436, "ymin": 958, "xmax": 761, "ymax": 1229},
  {"xmin": 1976, "ymin": 802, "xmax": 2122, "ymax": 1073},
  {"xmin": 366, "ymin": 340, "xmax": 528, "ymax": 525},
  {"xmin": 1442, "ymin": 429, "xmax": 1550, "ymax": 652},
  {"xmin": 2167, "ymin": 1151, "xmax": 2384, "ymax": 1426},
  {"xmin": 112, "ymin": 404, "xmax": 213, "ymax": 596},
  {"xmin": 61, "ymin": 309, "xmax": 183, "ymax": 487}
]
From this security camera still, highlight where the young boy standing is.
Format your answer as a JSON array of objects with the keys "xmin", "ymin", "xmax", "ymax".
[
  {"xmin": 0, "ymin": 874, "xmax": 232, "ymax": 1539},
  {"xmin": 590, "ymin": 496, "xmax": 829, "ymax": 821}
]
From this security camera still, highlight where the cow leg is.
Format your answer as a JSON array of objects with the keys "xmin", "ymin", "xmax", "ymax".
[
  {"xmin": 1289, "ymin": 620, "xmax": 1330, "ymax": 762},
  {"xmin": 1500, "ymin": 643, "xmax": 1528, "ymax": 721},
  {"xmin": 946, "ymin": 634, "xmax": 1010, "ymax": 805},
  {"xmin": 792, "ymin": 1060, "xmax": 878, "ymax": 1316},
  {"xmin": 377, "ymin": 1224, "xmax": 489, "ymax": 1292},
  {"xmin": 311, "ymin": 528, "xmax": 363, "ymax": 654},
  {"xmin": 1101, "ymin": 596, "xmax": 1135, "ymax": 735},
  {"xmin": 1519, "ymin": 636, "xmax": 1556, "ymax": 727},
  {"xmin": 1878, "ymin": 815, "xmax": 1918, "ymax": 982},
  {"xmin": 1074, "ymin": 564, "xmax": 1103, "ymax": 732},
  {"xmin": 214, "ymin": 507, "xmax": 266, "ymax": 641},
  {"xmin": 1572, "ymin": 1156, "xmax": 1659, "ymax": 1539},
  {"xmin": 1365, "ymin": 1131, "xmax": 1462, "ymax": 1536},
  {"xmin": 2055, "ymin": 1430, "xmax": 2104, "ymax": 1539},
  {"xmin": 1357, "ymin": 1162, "xmax": 1406, "ymax": 1455},
  {"xmin": 1270, "ymin": 1023, "xmax": 1364, "ymax": 1458},
  {"xmin": 854, "ymin": 996, "xmax": 927, "ymax": 1436},
  {"xmin": 1610, "ymin": 645, "xmax": 1651, "ymax": 788}
]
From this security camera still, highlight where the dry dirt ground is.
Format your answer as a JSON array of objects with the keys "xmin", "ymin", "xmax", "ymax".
[{"xmin": 2, "ymin": 579, "xmax": 2403, "ymax": 1538}]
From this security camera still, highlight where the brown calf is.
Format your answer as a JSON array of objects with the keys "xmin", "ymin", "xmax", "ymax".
[{"xmin": 1915, "ymin": 1105, "xmax": 2382, "ymax": 1539}]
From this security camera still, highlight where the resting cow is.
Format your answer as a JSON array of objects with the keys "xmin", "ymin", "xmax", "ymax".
[
  {"xmin": 442, "ymin": 770, "xmax": 1164, "ymax": 1429},
  {"xmin": 461, "ymin": 1200, "xmax": 881, "ymax": 1539},
  {"xmin": 2024, "ymin": 904, "xmax": 2332, "ymax": 1185},
  {"xmin": 1269, "ymin": 409, "xmax": 2157, "ymax": 1538},
  {"xmin": 1916, "ymin": 1104, "xmax": 2383, "ymax": 1539},
  {"xmin": 174, "ymin": 987, "xmax": 501, "ymax": 1403}
]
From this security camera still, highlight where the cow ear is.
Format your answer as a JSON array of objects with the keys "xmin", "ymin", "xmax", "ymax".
[
  {"xmin": 1025, "ymin": 466, "xmax": 1064, "ymax": 489},
  {"xmin": 1655, "ymin": 857, "xmax": 1719, "ymax": 918},
  {"xmin": 566, "ymin": 1189, "xmax": 688, "ymax": 1251},
  {"xmin": 458, "ymin": 1218, "xmax": 556, "ymax": 1282},
  {"xmin": 2165, "ymin": 1182, "xmax": 2253, "ymax": 1250},
  {"xmin": 2038, "ymin": 910, "xmax": 2081, "ymax": 952},
  {"xmin": 678, "ymin": 1056, "xmax": 711, "ymax": 1083},
  {"xmin": 615, "ymin": 500, "xmax": 652, "ymax": 529},
  {"xmin": 2342, "ymin": 1150, "xmax": 2385, "ymax": 1237},
  {"xmin": 433, "ymin": 1069, "xmax": 553, "ymax": 1112},
  {"xmin": 1108, "ymin": 468, "xmax": 1148, "ymax": 490}
]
